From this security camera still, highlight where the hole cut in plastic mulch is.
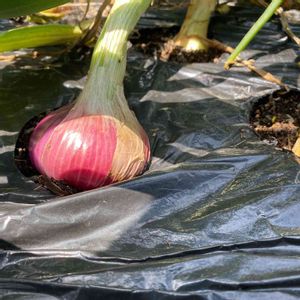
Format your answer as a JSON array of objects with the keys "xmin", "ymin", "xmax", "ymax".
[
  {"xmin": 14, "ymin": 110, "xmax": 79, "ymax": 196},
  {"xmin": 250, "ymin": 89, "xmax": 300, "ymax": 152},
  {"xmin": 130, "ymin": 26, "xmax": 223, "ymax": 63}
]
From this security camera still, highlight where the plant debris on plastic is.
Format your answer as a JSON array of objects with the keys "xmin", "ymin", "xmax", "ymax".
[{"xmin": 1, "ymin": 5, "xmax": 300, "ymax": 300}]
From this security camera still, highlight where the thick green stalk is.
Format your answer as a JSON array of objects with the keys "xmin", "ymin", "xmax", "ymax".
[
  {"xmin": 225, "ymin": 0, "xmax": 283, "ymax": 69},
  {"xmin": 77, "ymin": 0, "xmax": 151, "ymax": 117},
  {"xmin": 174, "ymin": 0, "xmax": 216, "ymax": 51},
  {"xmin": 0, "ymin": 24, "xmax": 82, "ymax": 53}
]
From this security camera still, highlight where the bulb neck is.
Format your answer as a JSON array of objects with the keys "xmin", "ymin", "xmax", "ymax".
[
  {"xmin": 75, "ymin": 0, "xmax": 151, "ymax": 118},
  {"xmin": 175, "ymin": 0, "xmax": 216, "ymax": 51}
]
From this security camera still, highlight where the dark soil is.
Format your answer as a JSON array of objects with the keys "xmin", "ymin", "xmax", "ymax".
[
  {"xmin": 130, "ymin": 26, "xmax": 223, "ymax": 63},
  {"xmin": 250, "ymin": 89, "xmax": 300, "ymax": 151},
  {"xmin": 14, "ymin": 110, "xmax": 79, "ymax": 196}
]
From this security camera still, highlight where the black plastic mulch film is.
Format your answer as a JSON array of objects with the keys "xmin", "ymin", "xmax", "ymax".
[{"xmin": 1, "ymin": 4, "xmax": 300, "ymax": 300}]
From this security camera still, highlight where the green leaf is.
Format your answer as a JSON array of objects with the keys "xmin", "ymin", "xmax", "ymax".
[
  {"xmin": 0, "ymin": 24, "xmax": 82, "ymax": 52},
  {"xmin": 0, "ymin": 0, "xmax": 70, "ymax": 18},
  {"xmin": 224, "ymin": 0, "xmax": 284, "ymax": 69}
]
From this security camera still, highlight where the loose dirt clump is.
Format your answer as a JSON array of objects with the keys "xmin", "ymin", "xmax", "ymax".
[{"xmin": 250, "ymin": 89, "xmax": 300, "ymax": 151}]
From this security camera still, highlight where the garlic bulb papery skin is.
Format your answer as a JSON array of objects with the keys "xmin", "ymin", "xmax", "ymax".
[{"xmin": 28, "ymin": 0, "xmax": 152, "ymax": 191}]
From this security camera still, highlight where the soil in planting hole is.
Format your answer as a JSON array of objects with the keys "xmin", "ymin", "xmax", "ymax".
[
  {"xmin": 14, "ymin": 111, "xmax": 79, "ymax": 196},
  {"xmin": 130, "ymin": 27, "xmax": 223, "ymax": 63},
  {"xmin": 250, "ymin": 89, "xmax": 300, "ymax": 152}
]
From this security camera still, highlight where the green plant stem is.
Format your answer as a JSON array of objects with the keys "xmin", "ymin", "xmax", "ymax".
[
  {"xmin": 225, "ymin": 0, "xmax": 283, "ymax": 69},
  {"xmin": 0, "ymin": 24, "xmax": 82, "ymax": 53},
  {"xmin": 175, "ymin": 0, "xmax": 216, "ymax": 51},
  {"xmin": 77, "ymin": 0, "xmax": 151, "ymax": 117}
]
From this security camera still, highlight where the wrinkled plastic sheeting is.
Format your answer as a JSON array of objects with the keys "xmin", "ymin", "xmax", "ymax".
[{"xmin": 1, "ymin": 5, "xmax": 300, "ymax": 299}]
